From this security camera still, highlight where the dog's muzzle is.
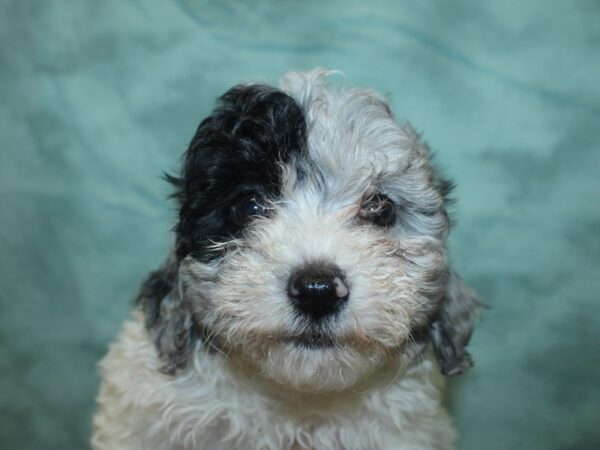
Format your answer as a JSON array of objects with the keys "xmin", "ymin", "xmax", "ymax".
[{"xmin": 287, "ymin": 263, "xmax": 349, "ymax": 320}]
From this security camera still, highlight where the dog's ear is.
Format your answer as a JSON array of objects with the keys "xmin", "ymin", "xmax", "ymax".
[
  {"xmin": 429, "ymin": 271, "xmax": 480, "ymax": 376},
  {"xmin": 136, "ymin": 256, "xmax": 196, "ymax": 375}
]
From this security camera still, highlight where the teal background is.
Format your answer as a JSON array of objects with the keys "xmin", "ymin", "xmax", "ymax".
[{"xmin": 1, "ymin": 1, "xmax": 599, "ymax": 449}]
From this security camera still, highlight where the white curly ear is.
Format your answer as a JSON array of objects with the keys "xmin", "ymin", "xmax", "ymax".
[
  {"xmin": 136, "ymin": 256, "xmax": 196, "ymax": 375},
  {"xmin": 429, "ymin": 272, "xmax": 480, "ymax": 376}
]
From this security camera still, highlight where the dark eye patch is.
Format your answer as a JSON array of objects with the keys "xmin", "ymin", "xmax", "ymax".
[
  {"xmin": 230, "ymin": 193, "xmax": 269, "ymax": 226},
  {"xmin": 170, "ymin": 84, "xmax": 308, "ymax": 261},
  {"xmin": 359, "ymin": 193, "xmax": 397, "ymax": 227}
]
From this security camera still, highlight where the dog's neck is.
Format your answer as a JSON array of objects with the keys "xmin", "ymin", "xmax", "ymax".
[{"xmin": 187, "ymin": 339, "xmax": 445, "ymax": 421}]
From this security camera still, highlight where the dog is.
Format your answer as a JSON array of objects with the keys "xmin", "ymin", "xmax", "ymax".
[{"xmin": 92, "ymin": 69, "xmax": 479, "ymax": 450}]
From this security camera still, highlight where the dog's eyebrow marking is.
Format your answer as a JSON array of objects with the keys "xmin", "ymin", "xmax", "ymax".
[{"xmin": 168, "ymin": 84, "xmax": 308, "ymax": 262}]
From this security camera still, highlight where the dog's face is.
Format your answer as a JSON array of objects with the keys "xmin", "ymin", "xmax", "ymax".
[{"xmin": 140, "ymin": 71, "xmax": 478, "ymax": 392}]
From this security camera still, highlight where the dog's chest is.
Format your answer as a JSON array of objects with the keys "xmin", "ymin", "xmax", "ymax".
[{"xmin": 157, "ymin": 360, "xmax": 451, "ymax": 450}]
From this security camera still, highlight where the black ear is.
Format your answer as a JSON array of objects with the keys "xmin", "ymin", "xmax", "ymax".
[
  {"xmin": 136, "ymin": 256, "xmax": 196, "ymax": 375},
  {"xmin": 429, "ymin": 272, "xmax": 481, "ymax": 376}
]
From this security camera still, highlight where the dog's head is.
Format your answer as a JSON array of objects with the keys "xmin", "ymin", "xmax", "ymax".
[{"xmin": 138, "ymin": 70, "xmax": 479, "ymax": 391}]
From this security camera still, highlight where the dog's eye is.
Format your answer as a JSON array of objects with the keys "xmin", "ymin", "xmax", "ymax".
[
  {"xmin": 230, "ymin": 194, "xmax": 268, "ymax": 226},
  {"xmin": 359, "ymin": 193, "xmax": 396, "ymax": 227}
]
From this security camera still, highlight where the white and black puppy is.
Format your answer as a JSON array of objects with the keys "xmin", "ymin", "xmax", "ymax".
[{"xmin": 93, "ymin": 69, "xmax": 479, "ymax": 450}]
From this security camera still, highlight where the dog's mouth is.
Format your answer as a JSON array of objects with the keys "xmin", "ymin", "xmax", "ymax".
[{"xmin": 286, "ymin": 331, "xmax": 336, "ymax": 349}]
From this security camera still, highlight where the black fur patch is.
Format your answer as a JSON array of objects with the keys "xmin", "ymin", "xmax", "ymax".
[
  {"xmin": 137, "ymin": 260, "xmax": 178, "ymax": 329},
  {"xmin": 168, "ymin": 84, "xmax": 307, "ymax": 261},
  {"xmin": 135, "ymin": 256, "xmax": 197, "ymax": 374}
]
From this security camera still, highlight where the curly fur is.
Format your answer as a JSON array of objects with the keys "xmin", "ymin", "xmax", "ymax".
[{"xmin": 93, "ymin": 69, "xmax": 479, "ymax": 450}]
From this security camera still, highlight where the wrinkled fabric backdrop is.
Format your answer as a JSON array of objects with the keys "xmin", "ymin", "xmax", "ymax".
[{"xmin": 1, "ymin": 1, "xmax": 599, "ymax": 449}]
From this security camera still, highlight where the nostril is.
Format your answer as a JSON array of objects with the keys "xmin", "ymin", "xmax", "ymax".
[
  {"xmin": 332, "ymin": 276, "xmax": 349, "ymax": 299},
  {"xmin": 288, "ymin": 275, "xmax": 302, "ymax": 298},
  {"xmin": 287, "ymin": 263, "xmax": 349, "ymax": 319}
]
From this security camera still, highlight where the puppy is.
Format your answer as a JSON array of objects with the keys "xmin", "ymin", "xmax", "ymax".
[{"xmin": 92, "ymin": 69, "xmax": 479, "ymax": 450}]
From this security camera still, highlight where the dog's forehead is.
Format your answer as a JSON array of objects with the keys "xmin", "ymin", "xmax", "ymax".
[{"xmin": 279, "ymin": 72, "xmax": 415, "ymax": 198}]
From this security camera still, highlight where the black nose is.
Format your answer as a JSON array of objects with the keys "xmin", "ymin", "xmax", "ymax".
[{"xmin": 287, "ymin": 263, "xmax": 349, "ymax": 320}]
